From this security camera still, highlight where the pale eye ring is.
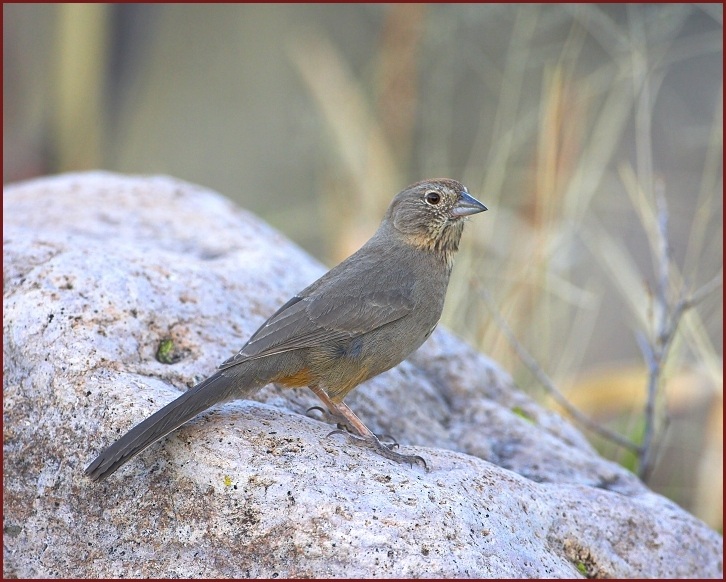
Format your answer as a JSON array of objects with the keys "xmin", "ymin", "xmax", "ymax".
[{"xmin": 424, "ymin": 191, "xmax": 441, "ymax": 205}]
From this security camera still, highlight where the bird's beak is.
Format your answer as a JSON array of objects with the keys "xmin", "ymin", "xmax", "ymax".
[{"xmin": 451, "ymin": 191, "xmax": 487, "ymax": 217}]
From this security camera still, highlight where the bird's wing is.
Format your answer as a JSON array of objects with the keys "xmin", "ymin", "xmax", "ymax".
[{"xmin": 218, "ymin": 265, "xmax": 415, "ymax": 369}]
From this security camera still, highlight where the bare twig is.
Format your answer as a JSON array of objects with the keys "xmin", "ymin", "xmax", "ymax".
[
  {"xmin": 679, "ymin": 274, "xmax": 723, "ymax": 311},
  {"xmin": 635, "ymin": 182, "xmax": 722, "ymax": 481},
  {"xmin": 637, "ymin": 180, "xmax": 671, "ymax": 481},
  {"xmin": 475, "ymin": 283, "xmax": 641, "ymax": 453},
  {"xmin": 477, "ymin": 264, "xmax": 721, "ymax": 476}
]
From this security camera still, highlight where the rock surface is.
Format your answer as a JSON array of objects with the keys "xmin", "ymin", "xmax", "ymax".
[{"xmin": 3, "ymin": 171, "xmax": 722, "ymax": 578}]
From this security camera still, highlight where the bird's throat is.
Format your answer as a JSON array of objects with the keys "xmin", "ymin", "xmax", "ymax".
[{"xmin": 404, "ymin": 220, "xmax": 464, "ymax": 269}]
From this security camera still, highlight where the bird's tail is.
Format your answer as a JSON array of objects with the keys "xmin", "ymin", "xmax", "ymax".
[{"xmin": 85, "ymin": 368, "xmax": 257, "ymax": 482}]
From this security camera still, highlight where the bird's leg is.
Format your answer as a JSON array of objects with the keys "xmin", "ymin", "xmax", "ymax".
[
  {"xmin": 308, "ymin": 385, "xmax": 427, "ymax": 469},
  {"xmin": 305, "ymin": 404, "xmax": 398, "ymax": 446},
  {"xmin": 305, "ymin": 406, "xmax": 398, "ymax": 449}
]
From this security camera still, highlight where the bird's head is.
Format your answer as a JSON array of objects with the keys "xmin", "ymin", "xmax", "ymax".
[{"xmin": 385, "ymin": 179, "xmax": 487, "ymax": 257}]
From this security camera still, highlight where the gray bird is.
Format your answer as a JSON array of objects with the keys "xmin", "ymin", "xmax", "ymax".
[{"xmin": 85, "ymin": 179, "xmax": 487, "ymax": 481}]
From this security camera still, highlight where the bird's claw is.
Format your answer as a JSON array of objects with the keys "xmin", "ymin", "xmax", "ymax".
[
  {"xmin": 326, "ymin": 429, "xmax": 427, "ymax": 470},
  {"xmin": 306, "ymin": 405, "xmax": 347, "ymax": 426},
  {"xmin": 376, "ymin": 434, "xmax": 399, "ymax": 449},
  {"xmin": 308, "ymin": 408, "xmax": 395, "ymax": 444},
  {"xmin": 305, "ymin": 405, "xmax": 327, "ymax": 418}
]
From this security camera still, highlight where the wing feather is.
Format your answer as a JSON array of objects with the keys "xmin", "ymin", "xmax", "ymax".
[{"xmin": 219, "ymin": 258, "xmax": 415, "ymax": 369}]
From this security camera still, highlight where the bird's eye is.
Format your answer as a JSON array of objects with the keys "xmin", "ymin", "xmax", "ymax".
[{"xmin": 424, "ymin": 191, "xmax": 441, "ymax": 205}]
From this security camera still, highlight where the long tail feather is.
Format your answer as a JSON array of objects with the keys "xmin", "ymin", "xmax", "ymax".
[{"xmin": 85, "ymin": 369, "xmax": 255, "ymax": 482}]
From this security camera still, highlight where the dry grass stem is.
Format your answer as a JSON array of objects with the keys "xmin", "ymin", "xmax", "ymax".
[{"xmin": 477, "ymin": 284, "xmax": 641, "ymax": 454}]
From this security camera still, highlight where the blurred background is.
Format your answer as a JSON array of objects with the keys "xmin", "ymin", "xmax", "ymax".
[{"xmin": 4, "ymin": 4, "xmax": 722, "ymax": 530}]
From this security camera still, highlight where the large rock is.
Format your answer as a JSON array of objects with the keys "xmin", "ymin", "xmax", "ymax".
[{"xmin": 3, "ymin": 172, "xmax": 722, "ymax": 578}]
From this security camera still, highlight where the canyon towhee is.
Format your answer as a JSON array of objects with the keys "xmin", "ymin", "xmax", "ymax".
[{"xmin": 85, "ymin": 179, "xmax": 487, "ymax": 481}]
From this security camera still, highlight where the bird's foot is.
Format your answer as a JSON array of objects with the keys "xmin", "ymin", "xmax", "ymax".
[
  {"xmin": 306, "ymin": 406, "xmax": 398, "ymax": 446},
  {"xmin": 306, "ymin": 405, "xmax": 350, "ymax": 430},
  {"xmin": 327, "ymin": 429, "xmax": 428, "ymax": 470}
]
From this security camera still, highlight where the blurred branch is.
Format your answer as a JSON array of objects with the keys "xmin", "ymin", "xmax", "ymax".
[
  {"xmin": 475, "ymin": 283, "xmax": 641, "ymax": 453},
  {"xmin": 287, "ymin": 33, "xmax": 399, "ymax": 213},
  {"xmin": 636, "ymin": 181, "xmax": 723, "ymax": 481},
  {"xmin": 287, "ymin": 30, "xmax": 402, "ymax": 261},
  {"xmin": 478, "ymin": 265, "xmax": 721, "ymax": 478},
  {"xmin": 53, "ymin": 3, "xmax": 109, "ymax": 170},
  {"xmin": 374, "ymin": 4, "xmax": 426, "ymax": 169}
]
